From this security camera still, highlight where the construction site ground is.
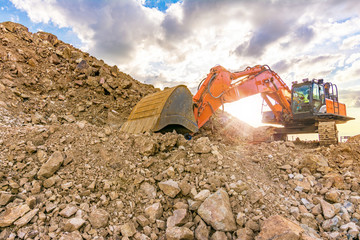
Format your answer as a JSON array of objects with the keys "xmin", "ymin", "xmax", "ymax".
[{"xmin": 1, "ymin": 21, "xmax": 360, "ymax": 240}]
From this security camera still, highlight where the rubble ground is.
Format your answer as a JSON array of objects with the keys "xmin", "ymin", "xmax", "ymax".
[{"xmin": 1, "ymin": 21, "xmax": 360, "ymax": 240}]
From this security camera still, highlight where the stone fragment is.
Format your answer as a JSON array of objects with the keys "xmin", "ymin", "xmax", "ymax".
[
  {"xmin": 300, "ymin": 154, "xmax": 328, "ymax": 173},
  {"xmin": 167, "ymin": 209, "xmax": 189, "ymax": 227},
  {"xmin": 236, "ymin": 212, "xmax": 246, "ymax": 227},
  {"xmin": 237, "ymin": 228, "xmax": 254, "ymax": 240},
  {"xmin": 179, "ymin": 181, "xmax": 191, "ymax": 196},
  {"xmin": 145, "ymin": 202, "xmax": 163, "ymax": 221},
  {"xmin": 59, "ymin": 231, "xmax": 83, "ymax": 240},
  {"xmin": 323, "ymin": 173, "xmax": 345, "ymax": 189},
  {"xmin": 246, "ymin": 219, "xmax": 260, "ymax": 232},
  {"xmin": 45, "ymin": 202, "xmax": 57, "ymax": 212},
  {"xmin": 156, "ymin": 219, "xmax": 166, "ymax": 230},
  {"xmin": 322, "ymin": 216, "xmax": 340, "ymax": 231},
  {"xmin": 0, "ymin": 192, "xmax": 15, "ymax": 206},
  {"xmin": 135, "ymin": 233, "xmax": 151, "ymax": 240},
  {"xmin": 195, "ymin": 220, "xmax": 209, "ymax": 240},
  {"xmin": 37, "ymin": 151, "xmax": 63, "ymax": 178},
  {"xmin": 188, "ymin": 199, "xmax": 202, "ymax": 211},
  {"xmin": 319, "ymin": 199, "xmax": 335, "ymax": 219},
  {"xmin": 194, "ymin": 190, "xmax": 210, "ymax": 201},
  {"xmin": 63, "ymin": 217, "xmax": 86, "ymax": 232},
  {"xmin": 0, "ymin": 204, "xmax": 30, "ymax": 227},
  {"xmin": 198, "ymin": 188, "xmax": 236, "ymax": 231},
  {"xmin": 26, "ymin": 196, "xmax": 36, "ymax": 209},
  {"xmin": 192, "ymin": 137, "xmax": 211, "ymax": 154},
  {"xmin": 139, "ymin": 139, "xmax": 158, "ymax": 156},
  {"xmin": 31, "ymin": 112, "xmax": 43, "ymax": 124},
  {"xmin": 13, "ymin": 208, "xmax": 39, "ymax": 227},
  {"xmin": 63, "ymin": 115, "xmax": 76, "ymax": 123},
  {"xmin": 229, "ymin": 180, "xmax": 248, "ymax": 193},
  {"xmin": 121, "ymin": 221, "xmax": 137, "ymax": 237},
  {"xmin": 166, "ymin": 226, "xmax": 194, "ymax": 240},
  {"xmin": 137, "ymin": 215, "xmax": 150, "ymax": 227},
  {"xmin": 140, "ymin": 182, "xmax": 157, "ymax": 199},
  {"xmin": 174, "ymin": 202, "xmax": 188, "ymax": 210},
  {"xmin": 60, "ymin": 205, "xmax": 78, "ymax": 218},
  {"xmin": 88, "ymin": 208, "xmax": 109, "ymax": 229},
  {"xmin": 211, "ymin": 231, "xmax": 227, "ymax": 240},
  {"xmin": 158, "ymin": 180, "xmax": 181, "ymax": 198},
  {"xmin": 255, "ymin": 215, "xmax": 304, "ymax": 240},
  {"xmin": 325, "ymin": 190, "xmax": 341, "ymax": 203},
  {"xmin": 43, "ymin": 176, "xmax": 57, "ymax": 188},
  {"xmin": 300, "ymin": 213, "xmax": 317, "ymax": 230}
]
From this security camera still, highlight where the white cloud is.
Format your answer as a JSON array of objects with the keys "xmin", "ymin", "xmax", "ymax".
[
  {"xmin": 341, "ymin": 34, "xmax": 360, "ymax": 50},
  {"xmin": 346, "ymin": 53, "xmax": 360, "ymax": 65},
  {"xmin": 9, "ymin": 0, "xmax": 360, "ymax": 95},
  {"xmin": 334, "ymin": 59, "xmax": 360, "ymax": 83}
]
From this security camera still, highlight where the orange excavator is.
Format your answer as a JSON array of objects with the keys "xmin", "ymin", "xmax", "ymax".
[{"xmin": 121, "ymin": 65, "xmax": 354, "ymax": 144}]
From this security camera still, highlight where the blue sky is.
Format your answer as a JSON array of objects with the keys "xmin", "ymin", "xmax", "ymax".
[
  {"xmin": 0, "ymin": 0, "xmax": 83, "ymax": 47},
  {"xmin": 143, "ymin": 0, "xmax": 180, "ymax": 12},
  {"xmin": 1, "ymin": 0, "xmax": 360, "ymax": 135}
]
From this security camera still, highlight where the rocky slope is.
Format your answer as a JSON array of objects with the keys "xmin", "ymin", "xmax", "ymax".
[{"xmin": 1, "ymin": 21, "xmax": 360, "ymax": 240}]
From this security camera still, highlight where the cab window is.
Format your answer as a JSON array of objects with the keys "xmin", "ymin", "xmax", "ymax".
[{"xmin": 292, "ymin": 85, "xmax": 311, "ymax": 113}]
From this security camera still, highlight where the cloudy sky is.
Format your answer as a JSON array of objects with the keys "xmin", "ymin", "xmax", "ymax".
[{"xmin": 1, "ymin": 0, "xmax": 359, "ymax": 137}]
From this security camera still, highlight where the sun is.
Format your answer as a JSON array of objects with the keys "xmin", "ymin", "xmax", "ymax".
[{"xmin": 224, "ymin": 94, "xmax": 265, "ymax": 127}]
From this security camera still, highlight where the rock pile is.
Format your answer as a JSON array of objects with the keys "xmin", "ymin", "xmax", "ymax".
[{"xmin": 1, "ymin": 21, "xmax": 360, "ymax": 239}]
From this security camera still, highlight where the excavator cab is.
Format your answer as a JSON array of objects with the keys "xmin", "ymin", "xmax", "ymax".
[
  {"xmin": 291, "ymin": 79, "xmax": 324, "ymax": 118},
  {"xmin": 290, "ymin": 79, "xmax": 349, "ymax": 121}
]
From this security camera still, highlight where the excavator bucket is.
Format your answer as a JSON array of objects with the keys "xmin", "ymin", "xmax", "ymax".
[{"xmin": 120, "ymin": 85, "xmax": 198, "ymax": 134}]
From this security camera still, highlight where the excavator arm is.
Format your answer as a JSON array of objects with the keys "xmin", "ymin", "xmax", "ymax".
[
  {"xmin": 193, "ymin": 65, "xmax": 292, "ymax": 128},
  {"xmin": 121, "ymin": 64, "xmax": 293, "ymax": 134}
]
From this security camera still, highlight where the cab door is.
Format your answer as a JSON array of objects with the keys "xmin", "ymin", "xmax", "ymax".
[{"xmin": 311, "ymin": 83, "xmax": 324, "ymax": 113}]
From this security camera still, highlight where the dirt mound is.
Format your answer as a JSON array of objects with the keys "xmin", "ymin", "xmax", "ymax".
[
  {"xmin": 1, "ymin": 21, "xmax": 360, "ymax": 240},
  {"xmin": 348, "ymin": 134, "xmax": 360, "ymax": 144},
  {"xmin": 0, "ymin": 21, "xmax": 157, "ymax": 128}
]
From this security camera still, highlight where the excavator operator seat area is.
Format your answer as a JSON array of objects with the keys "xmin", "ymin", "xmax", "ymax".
[{"xmin": 292, "ymin": 84, "xmax": 311, "ymax": 113}]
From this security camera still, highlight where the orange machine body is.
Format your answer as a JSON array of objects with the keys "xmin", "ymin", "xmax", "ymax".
[
  {"xmin": 326, "ymin": 99, "xmax": 347, "ymax": 116},
  {"xmin": 193, "ymin": 65, "xmax": 292, "ymax": 128}
]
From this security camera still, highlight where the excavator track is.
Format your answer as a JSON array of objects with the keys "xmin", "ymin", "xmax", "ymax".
[{"xmin": 318, "ymin": 121, "xmax": 338, "ymax": 145}]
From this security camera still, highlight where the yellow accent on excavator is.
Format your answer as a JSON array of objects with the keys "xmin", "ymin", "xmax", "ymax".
[{"xmin": 120, "ymin": 85, "xmax": 198, "ymax": 134}]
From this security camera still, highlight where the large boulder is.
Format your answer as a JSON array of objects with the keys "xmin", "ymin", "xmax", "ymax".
[
  {"xmin": 197, "ymin": 189, "xmax": 236, "ymax": 231},
  {"xmin": 255, "ymin": 215, "xmax": 304, "ymax": 240}
]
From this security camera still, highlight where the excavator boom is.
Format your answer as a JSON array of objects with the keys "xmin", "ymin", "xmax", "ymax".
[
  {"xmin": 121, "ymin": 64, "xmax": 353, "ymax": 144},
  {"xmin": 193, "ymin": 65, "xmax": 292, "ymax": 128}
]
